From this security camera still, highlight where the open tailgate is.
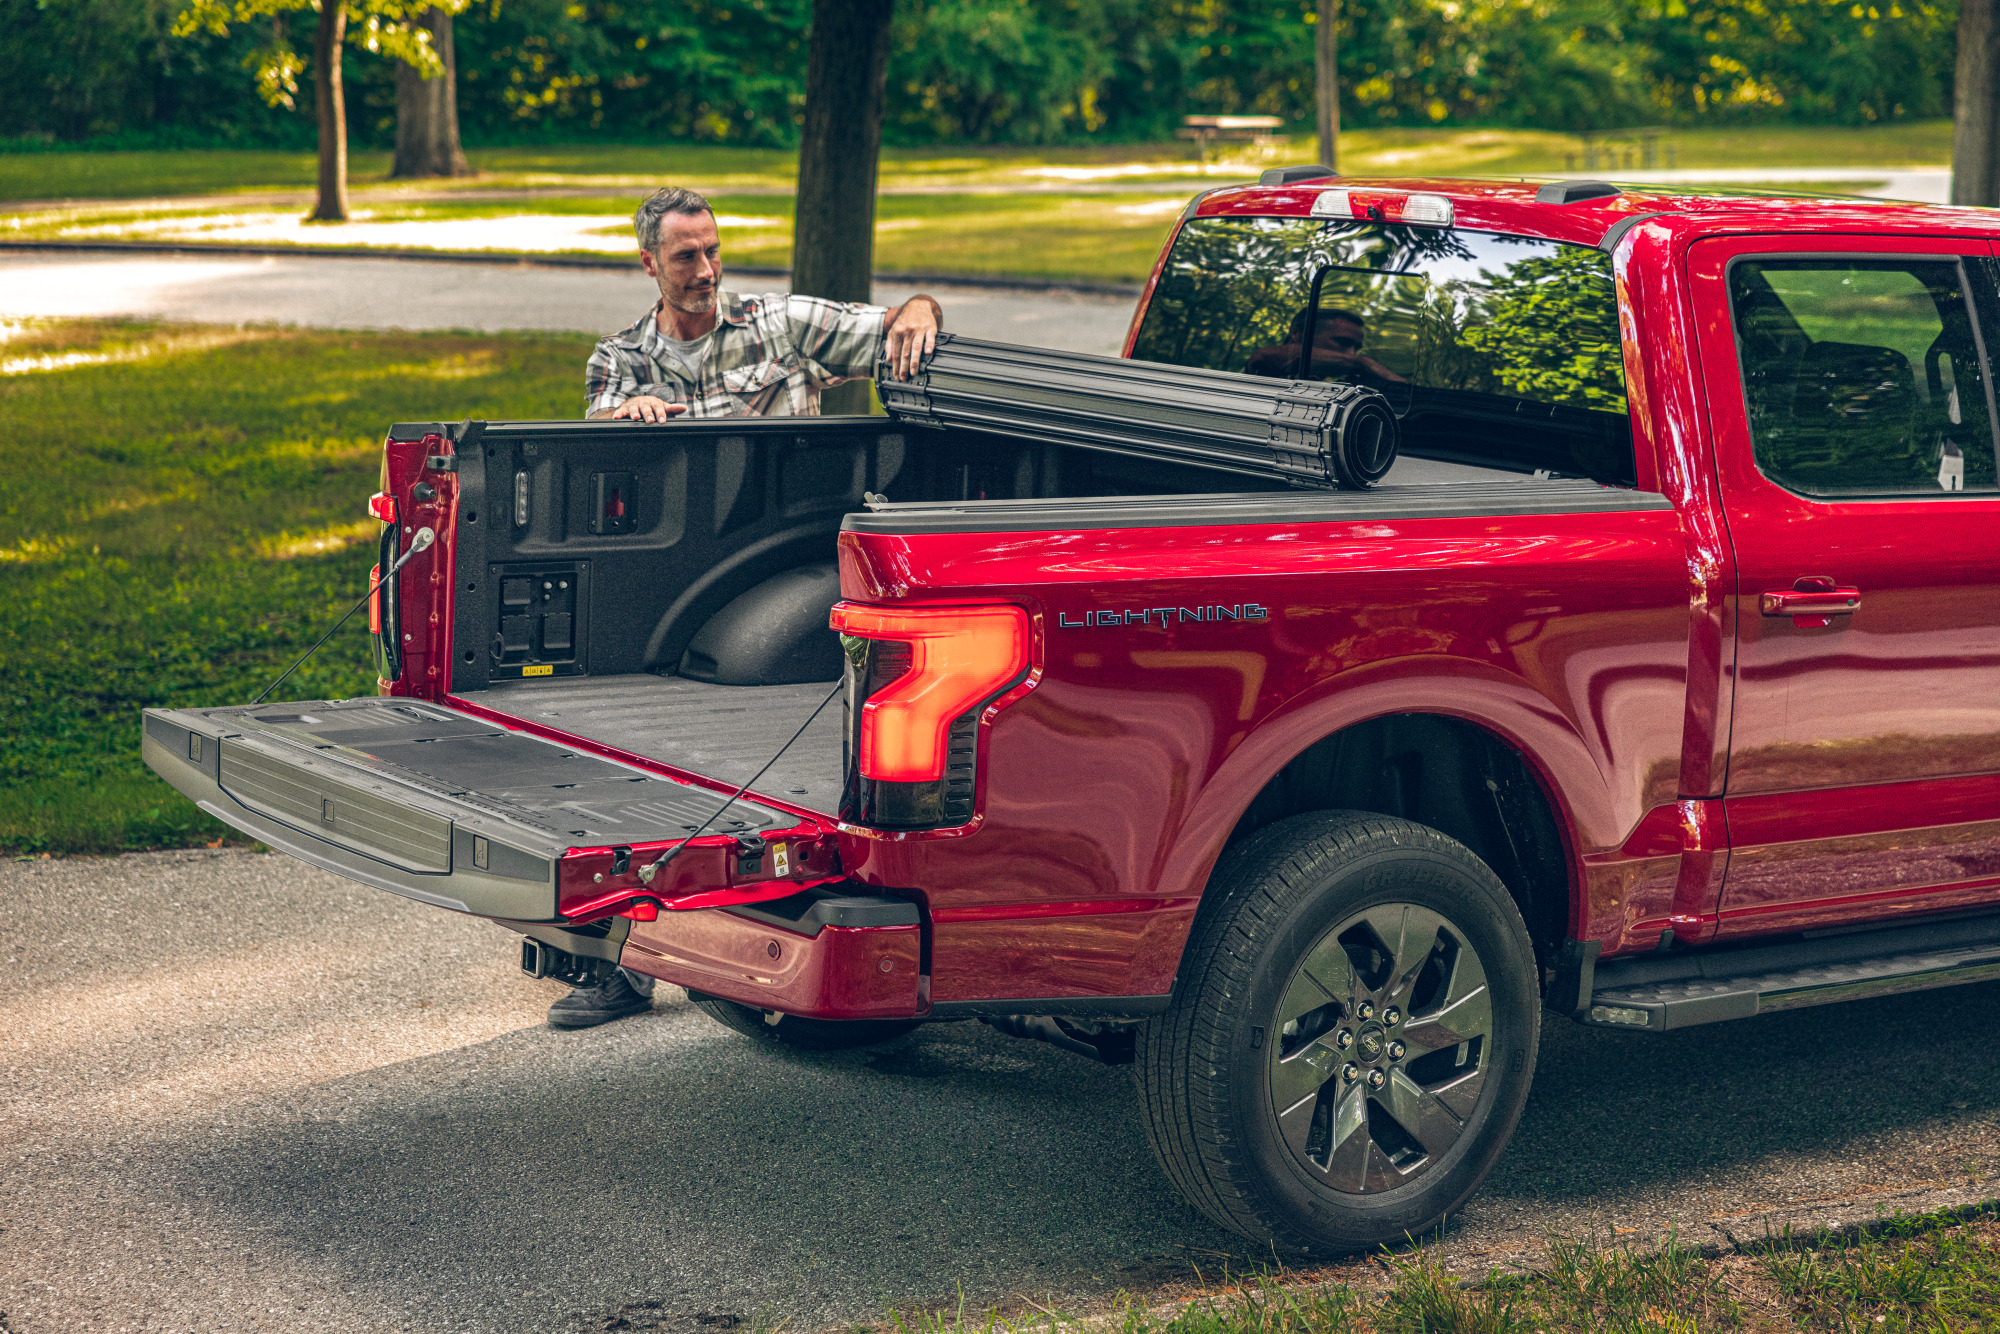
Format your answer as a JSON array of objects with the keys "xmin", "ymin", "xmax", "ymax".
[{"xmin": 142, "ymin": 696, "xmax": 834, "ymax": 922}]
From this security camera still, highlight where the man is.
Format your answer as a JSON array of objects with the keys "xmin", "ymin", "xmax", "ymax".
[
  {"xmin": 548, "ymin": 186, "xmax": 942, "ymax": 1031},
  {"xmin": 584, "ymin": 185, "xmax": 941, "ymax": 423},
  {"xmin": 1246, "ymin": 306, "xmax": 1405, "ymax": 385}
]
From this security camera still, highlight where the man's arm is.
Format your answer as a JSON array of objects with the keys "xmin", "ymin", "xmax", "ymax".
[
  {"xmin": 585, "ymin": 344, "xmax": 689, "ymax": 421},
  {"xmin": 787, "ymin": 294, "xmax": 942, "ymax": 385}
]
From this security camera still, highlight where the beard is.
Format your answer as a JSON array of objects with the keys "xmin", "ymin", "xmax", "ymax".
[{"xmin": 663, "ymin": 280, "xmax": 718, "ymax": 316}]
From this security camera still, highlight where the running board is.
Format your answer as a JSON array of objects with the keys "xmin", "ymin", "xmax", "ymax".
[{"xmin": 1582, "ymin": 913, "xmax": 2000, "ymax": 1032}]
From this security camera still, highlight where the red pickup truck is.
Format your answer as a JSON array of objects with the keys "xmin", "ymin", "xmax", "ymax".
[{"xmin": 144, "ymin": 172, "xmax": 2000, "ymax": 1255}]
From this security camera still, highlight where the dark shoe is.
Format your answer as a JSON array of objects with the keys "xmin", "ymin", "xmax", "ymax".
[{"xmin": 547, "ymin": 970, "xmax": 654, "ymax": 1029}]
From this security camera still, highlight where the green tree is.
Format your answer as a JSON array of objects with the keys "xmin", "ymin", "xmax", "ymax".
[
  {"xmin": 887, "ymin": 0, "xmax": 1117, "ymax": 142},
  {"xmin": 446, "ymin": 0, "xmax": 809, "ymax": 144},
  {"xmin": 172, "ymin": 0, "xmax": 463, "ymax": 217},
  {"xmin": 793, "ymin": 0, "xmax": 894, "ymax": 416},
  {"xmin": 1622, "ymin": 0, "xmax": 1955, "ymax": 124},
  {"xmin": 0, "ymin": 0, "xmax": 1968, "ymax": 148},
  {"xmin": 392, "ymin": 7, "xmax": 471, "ymax": 177}
]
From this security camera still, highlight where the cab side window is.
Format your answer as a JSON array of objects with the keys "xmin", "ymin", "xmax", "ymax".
[{"xmin": 1730, "ymin": 259, "xmax": 2000, "ymax": 497}]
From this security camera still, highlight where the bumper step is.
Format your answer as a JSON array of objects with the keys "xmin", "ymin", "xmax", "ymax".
[{"xmin": 1583, "ymin": 912, "xmax": 2000, "ymax": 1032}]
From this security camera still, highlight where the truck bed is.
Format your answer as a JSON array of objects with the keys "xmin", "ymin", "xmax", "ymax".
[
  {"xmin": 457, "ymin": 676, "xmax": 845, "ymax": 815},
  {"xmin": 153, "ymin": 409, "xmax": 1659, "ymax": 930}
]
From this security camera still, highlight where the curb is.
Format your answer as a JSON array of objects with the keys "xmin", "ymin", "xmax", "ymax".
[
  {"xmin": 0, "ymin": 239, "xmax": 1145, "ymax": 298},
  {"xmin": 1403, "ymin": 1176, "xmax": 2000, "ymax": 1283},
  {"xmin": 839, "ymin": 1182, "xmax": 2000, "ymax": 1334}
]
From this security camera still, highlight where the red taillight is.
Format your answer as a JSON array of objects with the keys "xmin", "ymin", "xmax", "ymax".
[
  {"xmin": 830, "ymin": 603, "xmax": 1029, "ymax": 783},
  {"xmin": 368, "ymin": 492, "xmax": 397, "ymax": 523},
  {"xmin": 368, "ymin": 564, "xmax": 382, "ymax": 634}
]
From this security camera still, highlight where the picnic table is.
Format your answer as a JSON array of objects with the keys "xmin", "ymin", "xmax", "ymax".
[{"xmin": 1177, "ymin": 114, "xmax": 1285, "ymax": 158}]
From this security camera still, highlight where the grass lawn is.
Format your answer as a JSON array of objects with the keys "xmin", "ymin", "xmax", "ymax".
[
  {"xmin": 0, "ymin": 317, "xmax": 591, "ymax": 854},
  {"xmin": 3, "ymin": 124, "xmax": 1957, "ymax": 286},
  {"xmin": 0, "ymin": 122, "xmax": 1957, "ymax": 205},
  {"xmin": 902, "ymin": 1207, "xmax": 2000, "ymax": 1334},
  {"xmin": 7, "ymin": 190, "xmax": 1190, "ymax": 284}
]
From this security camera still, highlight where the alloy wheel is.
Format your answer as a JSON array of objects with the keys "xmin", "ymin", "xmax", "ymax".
[{"xmin": 1267, "ymin": 901, "xmax": 1494, "ymax": 1194}]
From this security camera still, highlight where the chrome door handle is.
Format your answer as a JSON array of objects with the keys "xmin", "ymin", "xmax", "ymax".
[{"xmin": 1761, "ymin": 580, "xmax": 1860, "ymax": 627}]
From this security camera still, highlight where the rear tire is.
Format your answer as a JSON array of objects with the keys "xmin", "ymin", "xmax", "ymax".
[
  {"xmin": 1135, "ymin": 810, "xmax": 1540, "ymax": 1254},
  {"xmin": 689, "ymin": 994, "xmax": 922, "ymax": 1051}
]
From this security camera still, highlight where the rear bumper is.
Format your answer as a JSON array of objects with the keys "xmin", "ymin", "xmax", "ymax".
[{"xmin": 622, "ymin": 888, "xmax": 925, "ymax": 1019}]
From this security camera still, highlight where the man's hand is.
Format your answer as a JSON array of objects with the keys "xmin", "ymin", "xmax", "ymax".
[
  {"xmin": 601, "ymin": 395, "xmax": 689, "ymax": 423},
  {"xmin": 884, "ymin": 295, "xmax": 942, "ymax": 381}
]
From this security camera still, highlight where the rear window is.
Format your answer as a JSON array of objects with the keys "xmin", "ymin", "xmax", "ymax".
[{"xmin": 1131, "ymin": 216, "xmax": 1636, "ymax": 485}]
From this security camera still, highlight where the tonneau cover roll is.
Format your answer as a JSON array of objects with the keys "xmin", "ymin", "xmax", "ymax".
[{"xmin": 877, "ymin": 335, "xmax": 1399, "ymax": 491}]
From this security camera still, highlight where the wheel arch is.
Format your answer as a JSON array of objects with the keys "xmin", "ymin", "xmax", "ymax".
[
  {"xmin": 640, "ymin": 522, "xmax": 842, "ymax": 673},
  {"xmin": 1157, "ymin": 657, "xmax": 1613, "ymax": 969}
]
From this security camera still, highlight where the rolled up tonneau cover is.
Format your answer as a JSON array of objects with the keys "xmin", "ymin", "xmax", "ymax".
[{"xmin": 877, "ymin": 334, "xmax": 1399, "ymax": 491}]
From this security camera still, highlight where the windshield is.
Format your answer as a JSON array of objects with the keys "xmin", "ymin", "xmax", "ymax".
[{"xmin": 1131, "ymin": 216, "xmax": 1636, "ymax": 484}]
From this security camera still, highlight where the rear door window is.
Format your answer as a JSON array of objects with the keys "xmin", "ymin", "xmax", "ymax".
[
  {"xmin": 1131, "ymin": 216, "xmax": 1635, "ymax": 485},
  {"xmin": 1728, "ymin": 258, "xmax": 2000, "ymax": 497}
]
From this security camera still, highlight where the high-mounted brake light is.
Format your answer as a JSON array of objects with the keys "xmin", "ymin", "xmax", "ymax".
[
  {"xmin": 1310, "ymin": 190, "xmax": 1351, "ymax": 217},
  {"xmin": 830, "ymin": 603, "xmax": 1030, "ymax": 783},
  {"xmin": 1400, "ymin": 193, "xmax": 1455, "ymax": 227},
  {"xmin": 1309, "ymin": 189, "xmax": 1454, "ymax": 228}
]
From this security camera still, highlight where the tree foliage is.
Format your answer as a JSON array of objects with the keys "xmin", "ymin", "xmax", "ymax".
[
  {"xmin": 0, "ymin": 0, "xmax": 1965, "ymax": 146},
  {"xmin": 170, "ymin": 0, "xmax": 460, "ymax": 113},
  {"xmin": 1461, "ymin": 245, "xmax": 1627, "ymax": 408}
]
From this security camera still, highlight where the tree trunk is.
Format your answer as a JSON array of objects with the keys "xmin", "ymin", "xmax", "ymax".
[
  {"xmin": 393, "ymin": 9, "xmax": 472, "ymax": 179},
  {"xmin": 792, "ymin": 0, "xmax": 894, "ymax": 416},
  {"xmin": 1955, "ymin": 0, "xmax": 2000, "ymax": 205},
  {"xmin": 311, "ymin": 0, "xmax": 349, "ymax": 222},
  {"xmin": 1315, "ymin": 0, "xmax": 1340, "ymax": 173}
]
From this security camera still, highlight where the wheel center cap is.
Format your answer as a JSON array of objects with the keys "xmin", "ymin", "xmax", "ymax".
[{"xmin": 1355, "ymin": 1026, "xmax": 1386, "ymax": 1062}]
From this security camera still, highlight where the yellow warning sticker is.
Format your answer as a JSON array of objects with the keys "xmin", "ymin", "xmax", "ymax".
[{"xmin": 521, "ymin": 664, "xmax": 554, "ymax": 677}]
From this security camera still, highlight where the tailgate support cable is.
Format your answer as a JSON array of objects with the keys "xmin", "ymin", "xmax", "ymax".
[
  {"xmin": 250, "ymin": 527, "xmax": 437, "ymax": 705},
  {"xmin": 635, "ymin": 680, "xmax": 843, "ymax": 887}
]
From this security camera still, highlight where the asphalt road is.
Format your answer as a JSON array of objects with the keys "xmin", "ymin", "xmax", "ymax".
[
  {"xmin": 5, "ymin": 849, "xmax": 1999, "ymax": 1333},
  {"xmin": 0, "ymin": 252, "xmax": 1138, "ymax": 354}
]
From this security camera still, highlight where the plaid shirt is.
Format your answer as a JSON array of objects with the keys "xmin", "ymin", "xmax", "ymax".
[{"xmin": 584, "ymin": 290, "xmax": 887, "ymax": 418}]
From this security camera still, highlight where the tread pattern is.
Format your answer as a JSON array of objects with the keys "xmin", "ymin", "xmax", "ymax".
[{"xmin": 1134, "ymin": 810, "xmax": 1538, "ymax": 1253}]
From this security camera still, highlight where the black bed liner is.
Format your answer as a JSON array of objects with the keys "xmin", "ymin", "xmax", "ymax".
[{"xmin": 454, "ymin": 675, "xmax": 844, "ymax": 814}]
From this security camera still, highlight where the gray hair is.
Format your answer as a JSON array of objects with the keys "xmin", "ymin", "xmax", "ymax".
[{"xmin": 633, "ymin": 187, "xmax": 714, "ymax": 251}]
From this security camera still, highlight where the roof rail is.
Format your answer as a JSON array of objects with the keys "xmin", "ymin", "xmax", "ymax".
[
  {"xmin": 1259, "ymin": 165, "xmax": 1337, "ymax": 186},
  {"xmin": 1536, "ymin": 180, "xmax": 1623, "ymax": 204}
]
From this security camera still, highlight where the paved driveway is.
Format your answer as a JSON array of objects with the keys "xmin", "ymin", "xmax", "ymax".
[
  {"xmin": 0, "ymin": 251, "xmax": 1137, "ymax": 355},
  {"xmin": 4, "ymin": 849, "xmax": 1998, "ymax": 1333}
]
